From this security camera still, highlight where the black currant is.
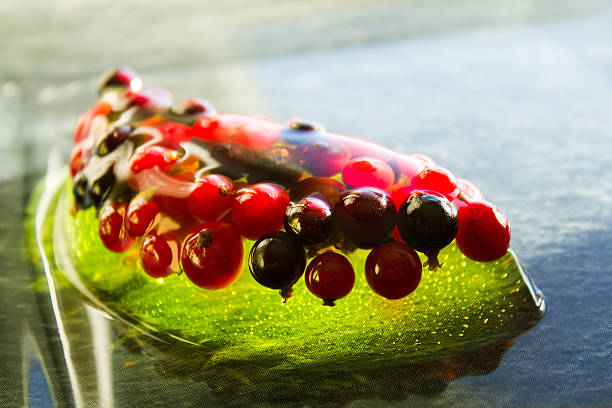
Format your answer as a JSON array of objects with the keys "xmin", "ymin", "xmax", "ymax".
[
  {"xmin": 249, "ymin": 231, "xmax": 306, "ymax": 301},
  {"xmin": 72, "ymin": 173, "xmax": 91, "ymax": 209},
  {"xmin": 397, "ymin": 192, "xmax": 458, "ymax": 270},
  {"xmin": 88, "ymin": 162, "xmax": 116, "ymax": 208},
  {"xmin": 284, "ymin": 196, "xmax": 334, "ymax": 245},
  {"xmin": 335, "ymin": 187, "xmax": 396, "ymax": 249}
]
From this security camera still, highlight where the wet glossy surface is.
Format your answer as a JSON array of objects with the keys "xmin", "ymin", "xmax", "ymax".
[{"xmin": 2, "ymin": 1, "xmax": 612, "ymax": 406}]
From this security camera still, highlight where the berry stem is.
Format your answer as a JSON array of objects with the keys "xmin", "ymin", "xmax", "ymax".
[
  {"xmin": 279, "ymin": 287, "xmax": 294, "ymax": 302},
  {"xmin": 322, "ymin": 298, "xmax": 336, "ymax": 307},
  {"xmin": 197, "ymin": 231, "xmax": 213, "ymax": 248},
  {"xmin": 424, "ymin": 250, "xmax": 442, "ymax": 271}
]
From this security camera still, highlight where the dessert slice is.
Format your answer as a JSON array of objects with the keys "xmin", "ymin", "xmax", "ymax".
[{"xmin": 35, "ymin": 68, "xmax": 544, "ymax": 370}]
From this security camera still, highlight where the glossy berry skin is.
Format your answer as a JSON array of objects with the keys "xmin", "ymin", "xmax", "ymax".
[
  {"xmin": 412, "ymin": 167, "xmax": 458, "ymax": 197},
  {"xmin": 284, "ymin": 196, "xmax": 334, "ymax": 245},
  {"xmin": 389, "ymin": 185, "xmax": 446, "ymax": 242},
  {"xmin": 305, "ymin": 252, "xmax": 355, "ymax": 306},
  {"xmin": 335, "ymin": 187, "xmax": 396, "ymax": 249},
  {"xmin": 365, "ymin": 242, "xmax": 422, "ymax": 300},
  {"xmin": 181, "ymin": 222, "xmax": 244, "ymax": 289},
  {"xmin": 289, "ymin": 177, "xmax": 345, "ymax": 208},
  {"xmin": 126, "ymin": 197, "xmax": 160, "ymax": 236},
  {"xmin": 397, "ymin": 193, "xmax": 458, "ymax": 269},
  {"xmin": 156, "ymin": 122, "xmax": 192, "ymax": 147},
  {"xmin": 292, "ymin": 138, "xmax": 351, "ymax": 177},
  {"xmin": 249, "ymin": 231, "xmax": 306, "ymax": 297},
  {"xmin": 140, "ymin": 232, "xmax": 178, "ymax": 278},
  {"xmin": 187, "ymin": 174, "xmax": 235, "ymax": 221},
  {"xmin": 98, "ymin": 202, "xmax": 136, "ymax": 252},
  {"xmin": 342, "ymin": 157, "xmax": 395, "ymax": 189},
  {"xmin": 232, "ymin": 183, "xmax": 290, "ymax": 240},
  {"xmin": 129, "ymin": 145, "xmax": 180, "ymax": 173},
  {"xmin": 456, "ymin": 201, "xmax": 511, "ymax": 262}
]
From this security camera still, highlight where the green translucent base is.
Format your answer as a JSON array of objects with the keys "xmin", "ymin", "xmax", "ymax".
[{"xmin": 33, "ymin": 178, "xmax": 545, "ymax": 373}]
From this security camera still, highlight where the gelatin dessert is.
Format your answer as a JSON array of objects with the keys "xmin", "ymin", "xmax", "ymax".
[{"xmin": 29, "ymin": 68, "xmax": 545, "ymax": 372}]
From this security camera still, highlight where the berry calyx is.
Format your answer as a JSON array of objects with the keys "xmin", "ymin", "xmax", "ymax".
[
  {"xmin": 181, "ymin": 222, "xmax": 244, "ymax": 289},
  {"xmin": 98, "ymin": 202, "xmax": 136, "ymax": 252},
  {"xmin": 342, "ymin": 157, "xmax": 395, "ymax": 189},
  {"xmin": 365, "ymin": 242, "xmax": 422, "ymax": 300},
  {"xmin": 284, "ymin": 196, "xmax": 334, "ymax": 245},
  {"xmin": 456, "ymin": 201, "xmax": 511, "ymax": 262},
  {"xmin": 140, "ymin": 232, "xmax": 179, "ymax": 278},
  {"xmin": 232, "ymin": 183, "xmax": 290, "ymax": 240},
  {"xmin": 249, "ymin": 231, "xmax": 306, "ymax": 301},
  {"xmin": 187, "ymin": 174, "xmax": 235, "ymax": 221},
  {"xmin": 397, "ymin": 192, "xmax": 458, "ymax": 270},
  {"xmin": 305, "ymin": 252, "xmax": 355, "ymax": 306},
  {"xmin": 335, "ymin": 187, "xmax": 396, "ymax": 249},
  {"xmin": 126, "ymin": 197, "xmax": 160, "ymax": 236}
]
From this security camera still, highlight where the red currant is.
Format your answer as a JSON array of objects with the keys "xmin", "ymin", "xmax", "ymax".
[
  {"xmin": 156, "ymin": 122, "xmax": 192, "ymax": 147},
  {"xmin": 292, "ymin": 138, "xmax": 351, "ymax": 177},
  {"xmin": 69, "ymin": 143, "xmax": 86, "ymax": 176},
  {"xmin": 126, "ymin": 197, "xmax": 160, "ymax": 236},
  {"xmin": 456, "ymin": 201, "xmax": 511, "ymax": 262},
  {"xmin": 181, "ymin": 222, "xmax": 244, "ymax": 289},
  {"xmin": 412, "ymin": 167, "xmax": 458, "ymax": 197},
  {"xmin": 232, "ymin": 183, "xmax": 290, "ymax": 240},
  {"xmin": 73, "ymin": 102, "xmax": 111, "ymax": 143},
  {"xmin": 305, "ymin": 252, "xmax": 355, "ymax": 306},
  {"xmin": 140, "ymin": 232, "xmax": 179, "ymax": 278},
  {"xmin": 187, "ymin": 174, "xmax": 235, "ymax": 221},
  {"xmin": 129, "ymin": 145, "xmax": 180, "ymax": 173},
  {"xmin": 342, "ymin": 157, "xmax": 395, "ymax": 189},
  {"xmin": 98, "ymin": 202, "xmax": 136, "ymax": 252},
  {"xmin": 365, "ymin": 242, "xmax": 422, "ymax": 300}
]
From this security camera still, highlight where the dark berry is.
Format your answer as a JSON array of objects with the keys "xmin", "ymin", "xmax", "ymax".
[
  {"xmin": 141, "ymin": 232, "xmax": 179, "ymax": 278},
  {"xmin": 397, "ymin": 192, "xmax": 458, "ymax": 270},
  {"xmin": 365, "ymin": 242, "xmax": 422, "ymax": 300},
  {"xmin": 342, "ymin": 157, "xmax": 395, "ymax": 189},
  {"xmin": 187, "ymin": 174, "xmax": 235, "ymax": 221},
  {"xmin": 72, "ymin": 173, "xmax": 91, "ymax": 209},
  {"xmin": 89, "ymin": 162, "xmax": 116, "ymax": 208},
  {"xmin": 335, "ymin": 187, "xmax": 396, "ymax": 249},
  {"xmin": 284, "ymin": 196, "xmax": 334, "ymax": 245},
  {"xmin": 305, "ymin": 252, "xmax": 354, "ymax": 306},
  {"xmin": 181, "ymin": 222, "xmax": 244, "ymax": 289},
  {"xmin": 232, "ymin": 183, "xmax": 290, "ymax": 240},
  {"xmin": 127, "ymin": 197, "xmax": 160, "ymax": 236},
  {"xmin": 281, "ymin": 118, "xmax": 325, "ymax": 145},
  {"xmin": 98, "ymin": 202, "xmax": 136, "ymax": 252},
  {"xmin": 292, "ymin": 138, "xmax": 351, "ymax": 177},
  {"xmin": 456, "ymin": 201, "xmax": 510, "ymax": 262},
  {"xmin": 249, "ymin": 231, "xmax": 306, "ymax": 300},
  {"xmin": 98, "ymin": 125, "xmax": 132, "ymax": 156},
  {"xmin": 98, "ymin": 67, "xmax": 141, "ymax": 94}
]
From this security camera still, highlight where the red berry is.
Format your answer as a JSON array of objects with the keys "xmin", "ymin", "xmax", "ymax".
[
  {"xmin": 98, "ymin": 202, "xmax": 136, "ymax": 252},
  {"xmin": 126, "ymin": 197, "xmax": 160, "ymax": 236},
  {"xmin": 181, "ymin": 222, "xmax": 244, "ymax": 289},
  {"xmin": 456, "ymin": 178, "xmax": 484, "ymax": 201},
  {"xmin": 191, "ymin": 114, "xmax": 280, "ymax": 150},
  {"xmin": 156, "ymin": 122, "xmax": 192, "ymax": 147},
  {"xmin": 129, "ymin": 145, "xmax": 180, "ymax": 173},
  {"xmin": 305, "ymin": 252, "xmax": 355, "ymax": 306},
  {"xmin": 456, "ymin": 201, "xmax": 511, "ymax": 262},
  {"xmin": 140, "ymin": 232, "xmax": 179, "ymax": 278},
  {"xmin": 232, "ymin": 183, "xmax": 290, "ymax": 240},
  {"xmin": 187, "ymin": 174, "xmax": 235, "ymax": 221},
  {"xmin": 69, "ymin": 143, "xmax": 86, "ymax": 176},
  {"xmin": 342, "ymin": 157, "xmax": 395, "ymax": 189},
  {"xmin": 412, "ymin": 167, "xmax": 458, "ymax": 197},
  {"xmin": 365, "ymin": 242, "xmax": 422, "ymax": 300},
  {"xmin": 292, "ymin": 138, "xmax": 351, "ymax": 177}
]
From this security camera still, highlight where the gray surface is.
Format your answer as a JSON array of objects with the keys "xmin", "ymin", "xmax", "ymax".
[{"xmin": 1, "ymin": 1, "xmax": 612, "ymax": 407}]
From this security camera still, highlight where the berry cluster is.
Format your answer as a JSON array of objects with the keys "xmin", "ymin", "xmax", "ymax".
[{"xmin": 70, "ymin": 68, "xmax": 511, "ymax": 306}]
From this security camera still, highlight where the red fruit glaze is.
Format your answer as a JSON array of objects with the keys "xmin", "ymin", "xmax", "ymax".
[
  {"xmin": 181, "ymin": 222, "xmax": 244, "ymax": 289},
  {"xmin": 187, "ymin": 174, "xmax": 235, "ymax": 221},
  {"xmin": 342, "ymin": 157, "xmax": 395, "ymax": 189},
  {"xmin": 412, "ymin": 167, "xmax": 458, "ymax": 197},
  {"xmin": 365, "ymin": 242, "xmax": 422, "ymax": 300},
  {"xmin": 456, "ymin": 201, "xmax": 511, "ymax": 262},
  {"xmin": 305, "ymin": 252, "xmax": 355, "ymax": 306},
  {"xmin": 232, "ymin": 183, "xmax": 290, "ymax": 240},
  {"xmin": 292, "ymin": 138, "xmax": 351, "ymax": 177},
  {"xmin": 98, "ymin": 202, "xmax": 136, "ymax": 253},
  {"xmin": 140, "ymin": 232, "xmax": 179, "ymax": 278},
  {"xmin": 126, "ymin": 197, "xmax": 160, "ymax": 236},
  {"xmin": 129, "ymin": 145, "xmax": 180, "ymax": 173}
]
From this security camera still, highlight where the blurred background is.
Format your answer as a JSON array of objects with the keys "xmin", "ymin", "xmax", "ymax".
[{"xmin": 2, "ymin": 0, "xmax": 612, "ymax": 407}]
